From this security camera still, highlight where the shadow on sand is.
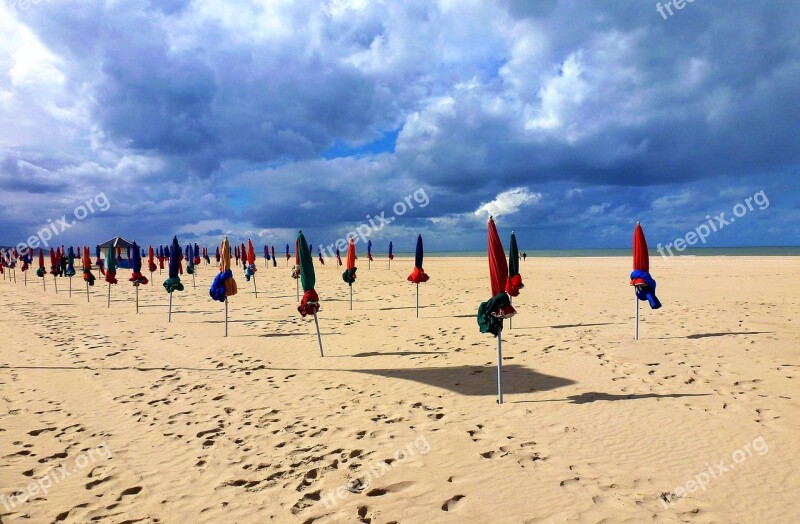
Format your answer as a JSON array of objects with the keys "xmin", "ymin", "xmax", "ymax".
[{"xmin": 346, "ymin": 364, "xmax": 574, "ymax": 396}]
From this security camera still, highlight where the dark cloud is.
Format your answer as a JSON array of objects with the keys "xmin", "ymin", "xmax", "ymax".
[{"xmin": 0, "ymin": 0, "xmax": 798, "ymax": 251}]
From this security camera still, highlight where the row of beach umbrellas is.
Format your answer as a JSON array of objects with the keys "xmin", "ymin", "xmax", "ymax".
[{"xmin": 1, "ymin": 222, "xmax": 661, "ymax": 405}]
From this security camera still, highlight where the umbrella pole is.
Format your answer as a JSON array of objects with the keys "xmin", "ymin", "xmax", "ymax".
[
  {"xmin": 107, "ymin": 283, "xmax": 111, "ymax": 307},
  {"xmin": 349, "ymin": 285, "xmax": 353, "ymax": 310},
  {"xmin": 224, "ymin": 297, "xmax": 228, "ymax": 337},
  {"xmin": 253, "ymin": 275, "xmax": 258, "ymax": 298},
  {"xmin": 416, "ymin": 283, "xmax": 419, "ymax": 318},
  {"xmin": 43, "ymin": 275, "xmax": 46, "ymax": 291},
  {"xmin": 136, "ymin": 286, "xmax": 139, "ymax": 314},
  {"xmin": 296, "ymin": 278, "xmax": 299, "ymax": 302},
  {"xmin": 168, "ymin": 292, "xmax": 173, "ymax": 322},
  {"xmin": 69, "ymin": 276, "xmax": 72, "ymax": 298},
  {"xmin": 24, "ymin": 271, "xmax": 27, "ymax": 286},
  {"xmin": 54, "ymin": 276, "xmax": 58, "ymax": 294},
  {"xmin": 509, "ymin": 296, "xmax": 512, "ymax": 329},
  {"xmin": 313, "ymin": 311, "xmax": 324, "ymax": 357},
  {"xmin": 634, "ymin": 292, "xmax": 639, "ymax": 340},
  {"xmin": 192, "ymin": 271, "xmax": 196, "ymax": 289},
  {"xmin": 150, "ymin": 271, "xmax": 153, "ymax": 285},
  {"xmin": 86, "ymin": 281, "xmax": 90, "ymax": 302},
  {"xmin": 497, "ymin": 332, "xmax": 504, "ymax": 405}
]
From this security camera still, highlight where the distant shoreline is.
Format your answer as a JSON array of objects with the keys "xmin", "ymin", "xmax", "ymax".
[{"xmin": 387, "ymin": 247, "xmax": 800, "ymax": 257}]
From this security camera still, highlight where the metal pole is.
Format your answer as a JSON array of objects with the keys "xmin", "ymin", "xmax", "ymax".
[
  {"xmin": 497, "ymin": 332, "xmax": 504, "ymax": 405},
  {"xmin": 253, "ymin": 276, "xmax": 258, "ymax": 298},
  {"xmin": 634, "ymin": 292, "xmax": 639, "ymax": 340},
  {"xmin": 192, "ymin": 272, "xmax": 196, "ymax": 289},
  {"xmin": 151, "ymin": 272, "xmax": 153, "ymax": 285},
  {"xmin": 416, "ymin": 283, "xmax": 419, "ymax": 318},
  {"xmin": 43, "ymin": 275, "xmax": 46, "ymax": 291},
  {"xmin": 86, "ymin": 281, "xmax": 90, "ymax": 302},
  {"xmin": 54, "ymin": 276, "xmax": 58, "ymax": 294},
  {"xmin": 168, "ymin": 293, "xmax": 173, "ymax": 322},
  {"xmin": 224, "ymin": 297, "xmax": 228, "ymax": 337},
  {"xmin": 349, "ymin": 285, "xmax": 353, "ymax": 310},
  {"xmin": 136, "ymin": 286, "xmax": 139, "ymax": 314},
  {"xmin": 107, "ymin": 284, "xmax": 111, "ymax": 307},
  {"xmin": 509, "ymin": 296, "xmax": 512, "ymax": 329},
  {"xmin": 296, "ymin": 278, "xmax": 299, "ymax": 302},
  {"xmin": 313, "ymin": 311, "xmax": 324, "ymax": 357},
  {"xmin": 69, "ymin": 277, "xmax": 72, "ymax": 297}
]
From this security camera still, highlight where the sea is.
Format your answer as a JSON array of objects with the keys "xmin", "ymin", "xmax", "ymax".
[{"xmin": 390, "ymin": 247, "xmax": 800, "ymax": 257}]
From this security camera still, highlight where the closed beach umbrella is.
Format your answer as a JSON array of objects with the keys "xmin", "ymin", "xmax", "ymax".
[
  {"xmin": 245, "ymin": 239, "xmax": 258, "ymax": 297},
  {"xmin": 408, "ymin": 234, "xmax": 430, "ymax": 318},
  {"xmin": 342, "ymin": 237, "xmax": 357, "ymax": 310},
  {"xmin": 215, "ymin": 246, "xmax": 220, "ymax": 264},
  {"xmin": 264, "ymin": 245, "xmax": 269, "ymax": 267},
  {"xmin": 318, "ymin": 246, "xmax": 325, "ymax": 265},
  {"xmin": 297, "ymin": 230, "xmax": 324, "ymax": 356},
  {"xmin": 477, "ymin": 217, "xmax": 516, "ymax": 404},
  {"xmin": 209, "ymin": 237, "xmax": 238, "ymax": 336},
  {"xmin": 367, "ymin": 240, "xmax": 373, "ymax": 269},
  {"xmin": 82, "ymin": 246, "xmax": 95, "ymax": 299},
  {"xmin": 631, "ymin": 222, "xmax": 662, "ymax": 340},
  {"xmin": 336, "ymin": 247, "xmax": 342, "ymax": 266},
  {"xmin": 164, "ymin": 236, "xmax": 185, "ymax": 321},
  {"xmin": 285, "ymin": 243, "xmax": 291, "ymax": 265},
  {"xmin": 130, "ymin": 241, "xmax": 148, "ymax": 311},
  {"xmin": 104, "ymin": 244, "xmax": 118, "ymax": 307},
  {"xmin": 506, "ymin": 231, "xmax": 524, "ymax": 328},
  {"xmin": 271, "ymin": 245, "xmax": 277, "ymax": 267},
  {"xmin": 66, "ymin": 247, "xmax": 76, "ymax": 277},
  {"xmin": 148, "ymin": 246, "xmax": 157, "ymax": 280},
  {"xmin": 388, "ymin": 241, "xmax": 394, "ymax": 269},
  {"xmin": 37, "ymin": 249, "xmax": 46, "ymax": 290}
]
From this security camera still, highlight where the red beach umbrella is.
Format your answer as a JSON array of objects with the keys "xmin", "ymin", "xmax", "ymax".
[
  {"xmin": 630, "ymin": 222, "xmax": 662, "ymax": 339},
  {"xmin": 477, "ymin": 216, "xmax": 516, "ymax": 404}
]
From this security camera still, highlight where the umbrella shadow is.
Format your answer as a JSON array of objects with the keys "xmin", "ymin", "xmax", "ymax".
[
  {"xmin": 513, "ymin": 391, "xmax": 711, "ymax": 404},
  {"xmin": 346, "ymin": 365, "xmax": 574, "ymax": 396},
  {"xmin": 654, "ymin": 331, "xmax": 773, "ymax": 340},
  {"xmin": 686, "ymin": 331, "xmax": 772, "ymax": 339},
  {"xmin": 339, "ymin": 351, "xmax": 447, "ymax": 358}
]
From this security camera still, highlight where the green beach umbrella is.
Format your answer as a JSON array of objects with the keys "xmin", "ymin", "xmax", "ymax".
[
  {"xmin": 297, "ymin": 230, "xmax": 324, "ymax": 357},
  {"xmin": 506, "ymin": 231, "xmax": 524, "ymax": 328}
]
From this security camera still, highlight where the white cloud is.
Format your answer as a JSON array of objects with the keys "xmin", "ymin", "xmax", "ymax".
[{"xmin": 474, "ymin": 187, "xmax": 541, "ymax": 218}]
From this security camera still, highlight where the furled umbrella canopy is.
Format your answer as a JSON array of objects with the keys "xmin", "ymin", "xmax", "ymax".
[
  {"xmin": 477, "ymin": 217, "xmax": 515, "ymax": 336},
  {"xmin": 65, "ymin": 247, "xmax": 76, "ymax": 277},
  {"xmin": 342, "ymin": 238, "xmax": 357, "ymax": 285},
  {"xmin": 336, "ymin": 248, "xmax": 342, "ymax": 266},
  {"xmin": 186, "ymin": 244, "xmax": 196, "ymax": 274},
  {"xmin": 407, "ymin": 235, "xmax": 430, "ymax": 283},
  {"xmin": 49, "ymin": 248, "xmax": 59, "ymax": 276},
  {"xmin": 367, "ymin": 240, "xmax": 373, "ymax": 261},
  {"xmin": 271, "ymin": 245, "xmax": 277, "ymax": 267},
  {"xmin": 130, "ymin": 242, "xmax": 148, "ymax": 285},
  {"xmin": 148, "ymin": 246, "xmax": 157, "ymax": 273},
  {"xmin": 210, "ymin": 237, "xmax": 238, "ymax": 301},
  {"xmin": 37, "ymin": 250, "xmax": 46, "ymax": 277},
  {"xmin": 82, "ymin": 246, "xmax": 95, "ymax": 285},
  {"xmin": 240, "ymin": 242, "xmax": 247, "ymax": 270},
  {"xmin": 297, "ymin": 231, "xmax": 319, "ymax": 317},
  {"xmin": 194, "ymin": 243, "xmax": 201, "ymax": 265},
  {"xmin": 286, "ymin": 243, "xmax": 291, "ymax": 262},
  {"xmin": 163, "ymin": 236, "xmax": 184, "ymax": 293},
  {"xmin": 245, "ymin": 240, "xmax": 257, "ymax": 281},
  {"xmin": 631, "ymin": 223, "xmax": 661, "ymax": 309},
  {"xmin": 505, "ymin": 231, "xmax": 524, "ymax": 296},
  {"xmin": 105, "ymin": 245, "xmax": 118, "ymax": 284},
  {"xmin": 318, "ymin": 246, "xmax": 325, "ymax": 265},
  {"xmin": 215, "ymin": 246, "xmax": 220, "ymax": 264}
]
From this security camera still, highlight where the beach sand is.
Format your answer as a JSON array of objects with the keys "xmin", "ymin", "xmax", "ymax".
[{"xmin": 0, "ymin": 256, "xmax": 798, "ymax": 523}]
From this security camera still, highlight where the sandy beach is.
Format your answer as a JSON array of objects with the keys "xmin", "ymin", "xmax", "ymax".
[{"xmin": 0, "ymin": 255, "xmax": 798, "ymax": 523}]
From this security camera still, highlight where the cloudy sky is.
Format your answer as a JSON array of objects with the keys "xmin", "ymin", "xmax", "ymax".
[{"xmin": 1, "ymin": 0, "xmax": 798, "ymax": 253}]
